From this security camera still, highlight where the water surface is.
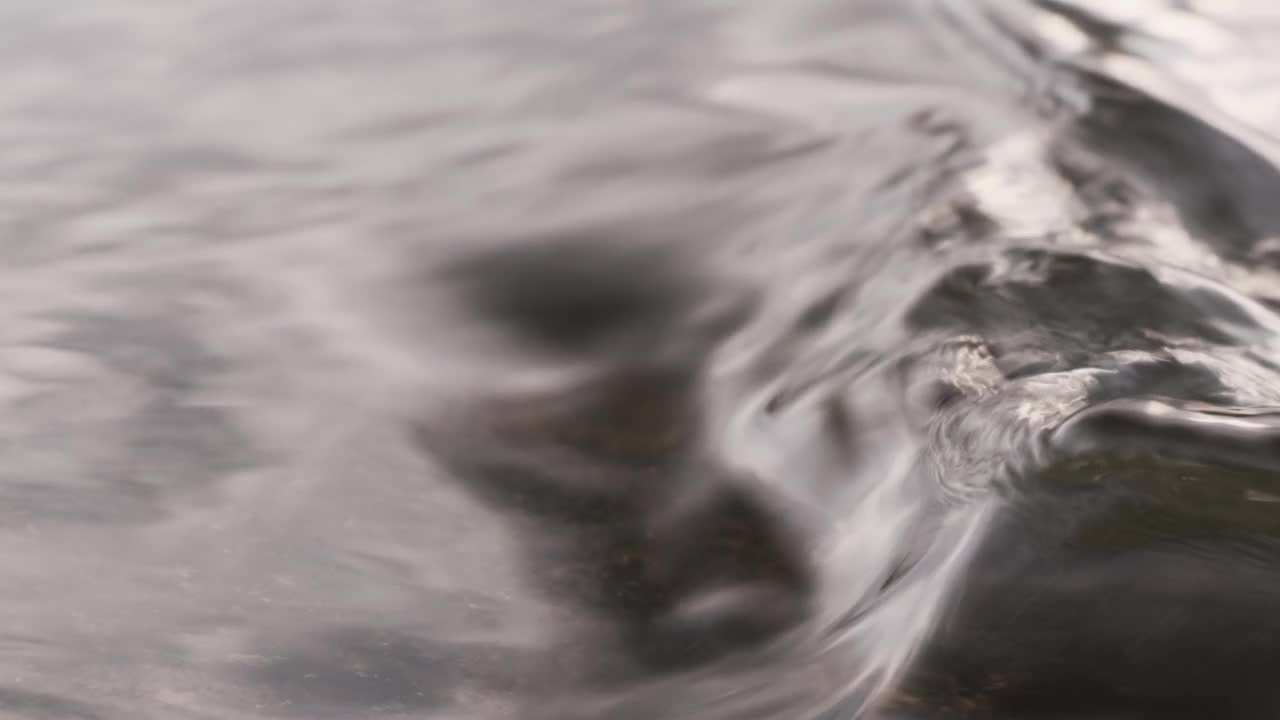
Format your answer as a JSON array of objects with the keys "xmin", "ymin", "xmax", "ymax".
[{"xmin": 3, "ymin": 1, "xmax": 1280, "ymax": 718}]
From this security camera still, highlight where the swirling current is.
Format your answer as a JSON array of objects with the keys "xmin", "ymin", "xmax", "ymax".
[{"xmin": 4, "ymin": 1, "xmax": 1280, "ymax": 719}]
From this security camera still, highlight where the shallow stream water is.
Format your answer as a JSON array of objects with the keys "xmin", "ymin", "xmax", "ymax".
[{"xmin": 4, "ymin": 1, "xmax": 1280, "ymax": 718}]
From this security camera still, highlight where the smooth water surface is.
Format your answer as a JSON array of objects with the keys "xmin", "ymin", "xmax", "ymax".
[{"xmin": 3, "ymin": 1, "xmax": 1280, "ymax": 718}]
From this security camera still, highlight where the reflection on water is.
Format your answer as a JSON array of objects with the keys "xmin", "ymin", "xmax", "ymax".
[{"xmin": 3, "ymin": 0, "xmax": 1280, "ymax": 718}]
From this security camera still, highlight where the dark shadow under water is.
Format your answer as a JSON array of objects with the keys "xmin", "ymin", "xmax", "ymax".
[{"xmin": 408, "ymin": 7, "xmax": 1280, "ymax": 714}]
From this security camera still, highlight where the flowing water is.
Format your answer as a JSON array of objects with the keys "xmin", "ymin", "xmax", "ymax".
[{"xmin": 3, "ymin": 1, "xmax": 1280, "ymax": 718}]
